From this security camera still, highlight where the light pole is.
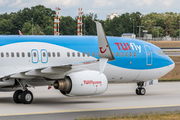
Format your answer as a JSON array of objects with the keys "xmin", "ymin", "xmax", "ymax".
[
  {"xmin": 154, "ymin": 26, "xmax": 161, "ymax": 38},
  {"xmin": 137, "ymin": 26, "xmax": 144, "ymax": 37},
  {"xmin": 31, "ymin": 18, "xmax": 33, "ymax": 35},
  {"xmin": 133, "ymin": 19, "xmax": 134, "ymax": 34},
  {"xmin": 84, "ymin": 18, "xmax": 85, "ymax": 35},
  {"xmin": 179, "ymin": 21, "xmax": 180, "ymax": 40}
]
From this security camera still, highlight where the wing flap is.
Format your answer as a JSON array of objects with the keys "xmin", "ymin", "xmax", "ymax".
[
  {"xmin": 41, "ymin": 67, "xmax": 71, "ymax": 74},
  {"xmin": 10, "ymin": 73, "xmax": 34, "ymax": 79},
  {"xmin": 25, "ymin": 69, "xmax": 47, "ymax": 76}
]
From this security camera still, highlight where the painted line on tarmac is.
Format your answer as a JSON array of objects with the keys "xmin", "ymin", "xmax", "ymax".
[{"xmin": 0, "ymin": 104, "xmax": 180, "ymax": 117}]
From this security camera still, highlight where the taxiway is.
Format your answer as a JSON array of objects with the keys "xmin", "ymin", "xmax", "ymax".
[{"xmin": 0, "ymin": 82, "xmax": 180, "ymax": 120}]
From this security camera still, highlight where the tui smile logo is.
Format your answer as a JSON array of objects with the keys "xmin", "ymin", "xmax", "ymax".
[{"xmin": 99, "ymin": 45, "xmax": 109, "ymax": 54}]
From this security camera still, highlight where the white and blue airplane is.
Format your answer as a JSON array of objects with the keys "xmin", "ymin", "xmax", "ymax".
[{"xmin": 0, "ymin": 22, "xmax": 174, "ymax": 104}]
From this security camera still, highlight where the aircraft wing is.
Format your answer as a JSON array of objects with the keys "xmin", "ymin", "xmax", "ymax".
[{"xmin": 3, "ymin": 60, "xmax": 98, "ymax": 79}]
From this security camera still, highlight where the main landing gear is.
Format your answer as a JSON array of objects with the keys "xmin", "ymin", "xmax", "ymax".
[
  {"xmin": 136, "ymin": 82, "xmax": 146, "ymax": 95},
  {"xmin": 13, "ymin": 79, "xmax": 33, "ymax": 104},
  {"xmin": 13, "ymin": 90, "xmax": 33, "ymax": 104}
]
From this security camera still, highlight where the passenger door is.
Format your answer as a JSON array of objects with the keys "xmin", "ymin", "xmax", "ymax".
[
  {"xmin": 41, "ymin": 49, "xmax": 48, "ymax": 63},
  {"xmin": 144, "ymin": 45, "xmax": 152, "ymax": 66}
]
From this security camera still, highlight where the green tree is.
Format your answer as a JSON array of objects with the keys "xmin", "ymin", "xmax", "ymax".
[
  {"xmin": 22, "ymin": 22, "xmax": 32, "ymax": 35},
  {"xmin": 33, "ymin": 24, "xmax": 45, "ymax": 35},
  {"xmin": 59, "ymin": 16, "xmax": 76, "ymax": 35},
  {"xmin": 0, "ymin": 19, "xmax": 13, "ymax": 35},
  {"xmin": 43, "ymin": 26, "xmax": 54, "ymax": 35}
]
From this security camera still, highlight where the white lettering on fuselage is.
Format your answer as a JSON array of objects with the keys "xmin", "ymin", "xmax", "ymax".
[{"xmin": 130, "ymin": 43, "xmax": 141, "ymax": 53}]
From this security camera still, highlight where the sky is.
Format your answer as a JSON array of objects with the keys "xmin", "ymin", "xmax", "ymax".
[{"xmin": 0, "ymin": 0, "xmax": 180, "ymax": 20}]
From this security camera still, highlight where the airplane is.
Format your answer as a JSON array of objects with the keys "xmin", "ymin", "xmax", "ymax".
[{"xmin": 0, "ymin": 22, "xmax": 174, "ymax": 104}]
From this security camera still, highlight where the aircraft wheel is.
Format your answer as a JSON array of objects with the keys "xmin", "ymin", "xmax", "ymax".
[
  {"xmin": 136, "ymin": 88, "xmax": 140, "ymax": 95},
  {"xmin": 21, "ymin": 90, "xmax": 33, "ymax": 104},
  {"xmin": 13, "ymin": 90, "xmax": 23, "ymax": 103},
  {"xmin": 139, "ymin": 88, "xmax": 146, "ymax": 95}
]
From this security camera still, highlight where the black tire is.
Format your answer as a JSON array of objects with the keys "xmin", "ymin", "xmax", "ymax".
[
  {"xmin": 139, "ymin": 88, "xmax": 146, "ymax": 95},
  {"xmin": 13, "ymin": 90, "xmax": 23, "ymax": 103},
  {"xmin": 21, "ymin": 90, "xmax": 33, "ymax": 104},
  {"xmin": 136, "ymin": 88, "xmax": 140, "ymax": 95}
]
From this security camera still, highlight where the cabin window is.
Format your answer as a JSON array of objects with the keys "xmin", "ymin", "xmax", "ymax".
[
  {"xmin": 33, "ymin": 52, "xmax": 36, "ymax": 57},
  {"xmin": 48, "ymin": 52, "xmax": 51, "ymax": 57},
  {"xmin": 134, "ymin": 52, "xmax": 136, "ymax": 57},
  {"xmin": 129, "ymin": 52, "xmax": 132, "ymax": 57},
  {"xmin": 121, "ymin": 52, "xmax": 123, "ymax": 57},
  {"xmin": 57, "ymin": 52, "xmax": 60, "ymax": 57},
  {"xmin": 1, "ymin": 53, "xmax": 4, "ymax": 57},
  {"xmin": 92, "ymin": 52, "xmax": 95, "ymax": 57},
  {"xmin": 82, "ymin": 52, "xmax": 85, "ymax": 57},
  {"xmin": 11, "ymin": 52, "xmax": 14, "ymax": 57},
  {"xmin": 43, "ymin": 52, "xmax": 46, "ymax": 57},
  {"xmin": 77, "ymin": 52, "xmax": 80, "ymax": 57},
  {"xmin": 22, "ymin": 52, "xmax": 25, "ymax": 57},
  {"xmin": 116, "ymin": 52, "xmax": 119, "ymax": 57},
  {"xmin": 125, "ymin": 52, "xmax": 128, "ymax": 57},
  {"xmin": 6, "ymin": 53, "xmax": 9, "ymax": 57},
  {"xmin": 97, "ymin": 52, "xmax": 100, "ymax": 57},
  {"xmin": 67, "ymin": 52, "xmax": 70, "ymax": 57},
  {"xmin": 87, "ymin": 52, "xmax": 90, "ymax": 57},
  {"xmin": 72, "ymin": 52, "xmax": 75, "ymax": 57},
  {"xmin": 52, "ymin": 52, "xmax": 55, "ymax": 57},
  {"xmin": 17, "ymin": 52, "xmax": 20, "ymax": 57},
  {"xmin": 28, "ymin": 52, "xmax": 31, "ymax": 57}
]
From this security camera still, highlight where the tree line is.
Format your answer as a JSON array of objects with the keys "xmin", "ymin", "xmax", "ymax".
[{"xmin": 0, "ymin": 5, "xmax": 180, "ymax": 37}]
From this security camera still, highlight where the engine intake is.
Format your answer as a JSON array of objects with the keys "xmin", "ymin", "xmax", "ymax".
[{"xmin": 54, "ymin": 76, "xmax": 72, "ymax": 94}]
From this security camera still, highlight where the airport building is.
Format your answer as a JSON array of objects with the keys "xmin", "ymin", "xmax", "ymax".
[
  {"xmin": 107, "ymin": 13, "xmax": 119, "ymax": 20},
  {"xmin": 122, "ymin": 33, "xmax": 136, "ymax": 39}
]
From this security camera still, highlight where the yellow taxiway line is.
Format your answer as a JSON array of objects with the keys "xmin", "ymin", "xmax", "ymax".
[{"xmin": 0, "ymin": 104, "xmax": 180, "ymax": 117}]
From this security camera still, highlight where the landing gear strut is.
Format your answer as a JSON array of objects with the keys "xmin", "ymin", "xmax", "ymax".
[
  {"xmin": 136, "ymin": 82, "xmax": 146, "ymax": 95},
  {"xmin": 13, "ymin": 79, "xmax": 34, "ymax": 104}
]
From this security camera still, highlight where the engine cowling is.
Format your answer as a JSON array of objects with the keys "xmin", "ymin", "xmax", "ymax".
[{"xmin": 54, "ymin": 70, "xmax": 108, "ymax": 96}]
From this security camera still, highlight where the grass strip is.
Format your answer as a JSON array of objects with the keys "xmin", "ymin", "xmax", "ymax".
[
  {"xmin": 158, "ymin": 79, "xmax": 180, "ymax": 82},
  {"xmin": 77, "ymin": 112, "xmax": 180, "ymax": 120}
]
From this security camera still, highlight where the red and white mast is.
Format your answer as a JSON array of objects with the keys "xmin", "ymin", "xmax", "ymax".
[
  {"xmin": 54, "ymin": 7, "xmax": 61, "ymax": 35},
  {"xmin": 77, "ymin": 8, "xmax": 83, "ymax": 36}
]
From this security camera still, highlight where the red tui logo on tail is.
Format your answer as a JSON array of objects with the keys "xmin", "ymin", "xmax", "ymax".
[{"xmin": 99, "ymin": 45, "xmax": 109, "ymax": 54}]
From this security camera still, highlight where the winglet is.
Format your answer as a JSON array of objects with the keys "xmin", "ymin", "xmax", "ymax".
[
  {"xmin": 94, "ymin": 21, "xmax": 114, "ymax": 60},
  {"xmin": 19, "ymin": 30, "xmax": 22, "ymax": 36},
  {"xmin": 94, "ymin": 21, "xmax": 115, "ymax": 73}
]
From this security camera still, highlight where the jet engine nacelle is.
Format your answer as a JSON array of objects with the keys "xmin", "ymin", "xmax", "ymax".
[{"xmin": 54, "ymin": 70, "xmax": 108, "ymax": 96}]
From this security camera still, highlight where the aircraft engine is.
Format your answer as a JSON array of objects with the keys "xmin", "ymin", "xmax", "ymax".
[{"xmin": 53, "ymin": 70, "xmax": 108, "ymax": 96}]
